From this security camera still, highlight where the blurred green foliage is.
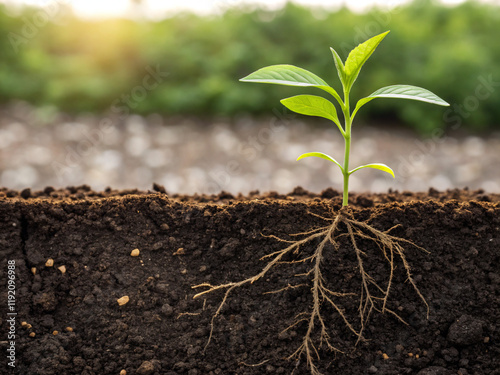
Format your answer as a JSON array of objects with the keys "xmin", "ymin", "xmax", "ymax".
[{"xmin": 0, "ymin": 0, "xmax": 499, "ymax": 133}]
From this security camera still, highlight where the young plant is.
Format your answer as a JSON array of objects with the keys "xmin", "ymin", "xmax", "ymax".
[
  {"xmin": 240, "ymin": 30, "xmax": 449, "ymax": 206},
  {"xmin": 194, "ymin": 32, "xmax": 449, "ymax": 375}
]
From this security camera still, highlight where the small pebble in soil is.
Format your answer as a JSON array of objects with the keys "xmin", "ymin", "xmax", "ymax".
[
  {"xmin": 382, "ymin": 353, "xmax": 389, "ymax": 360},
  {"xmin": 65, "ymin": 327, "xmax": 73, "ymax": 332},
  {"xmin": 52, "ymin": 330, "xmax": 58, "ymax": 335},
  {"xmin": 29, "ymin": 332, "xmax": 35, "ymax": 338},
  {"xmin": 21, "ymin": 321, "xmax": 28, "ymax": 328},
  {"xmin": 45, "ymin": 258, "xmax": 54, "ymax": 267},
  {"xmin": 131, "ymin": 248, "xmax": 140, "ymax": 256},
  {"xmin": 31, "ymin": 267, "xmax": 36, "ymax": 275},
  {"xmin": 120, "ymin": 370, "xmax": 127, "ymax": 375},
  {"xmin": 117, "ymin": 296, "xmax": 130, "ymax": 306},
  {"xmin": 58, "ymin": 265, "xmax": 66, "ymax": 274},
  {"xmin": 173, "ymin": 247, "xmax": 185, "ymax": 255},
  {"xmin": 136, "ymin": 360, "xmax": 155, "ymax": 375}
]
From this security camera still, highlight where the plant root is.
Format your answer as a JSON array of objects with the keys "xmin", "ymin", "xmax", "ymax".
[{"xmin": 192, "ymin": 208, "xmax": 429, "ymax": 375}]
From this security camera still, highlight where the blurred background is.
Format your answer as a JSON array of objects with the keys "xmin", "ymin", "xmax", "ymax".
[{"xmin": 0, "ymin": 0, "xmax": 499, "ymax": 195}]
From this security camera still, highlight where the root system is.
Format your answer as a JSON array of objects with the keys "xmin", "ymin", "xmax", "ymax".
[{"xmin": 193, "ymin": 208, "xmax": 429, "ymax": 375}]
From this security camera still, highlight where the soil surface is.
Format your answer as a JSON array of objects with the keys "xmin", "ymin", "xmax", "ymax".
[{"xmin": 1, "ymin": 186, "xmax": 499, "ymax": 375}]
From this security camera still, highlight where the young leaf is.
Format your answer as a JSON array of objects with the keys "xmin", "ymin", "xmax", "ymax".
[
  {"xmin": 344, "ymin": 31, "xmax": 390, "ymax": 90},
  {"xmin": 281, "ymin": 95, "xmax": 343, "ymax": 134},
  {"xmin": 240, "ymin": 65, "xmax": 343, "ymax": 106},
  {"xmin": 330, "ymin": 47, "xmax": 346, "ymax": 87},
  {"xmin": 352, "ymin": 84, "xmax": 450, "ymax": 120},
  {"xmin": 349, "ymin": 163, "xmax": 395, "ymax": 178},
  {"xmin": 297, "ymin": 152, "xmax": 344, "ymax": 173}
]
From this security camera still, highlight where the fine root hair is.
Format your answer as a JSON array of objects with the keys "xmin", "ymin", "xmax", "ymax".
[{"xmin": 192, "ymin": 208, "xmax": 428, "ymax": 375}]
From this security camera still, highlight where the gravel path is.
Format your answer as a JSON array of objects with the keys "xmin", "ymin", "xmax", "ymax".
[{"xmin": 1, "ymin": 103, "xmax": 499, "ymax": 195}]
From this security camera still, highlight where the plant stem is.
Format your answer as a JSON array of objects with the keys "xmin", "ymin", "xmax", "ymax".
[
  {"xmin": 343, "ymin": 133, "xmax": 351, "ymax": 206},
  {"xmin": 342, "ymin": 88, "xmax": 352, "ymax": 207}
]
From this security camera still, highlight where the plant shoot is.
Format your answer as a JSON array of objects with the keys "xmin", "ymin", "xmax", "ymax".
[{"xmin": 240, "ymin": 30, "xmax": 449, "ymax": 206}]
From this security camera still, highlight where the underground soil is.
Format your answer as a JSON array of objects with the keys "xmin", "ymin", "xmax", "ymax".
[{"xmin": 0, "ymin": 186, "xmax": 499, "ymax": 375}]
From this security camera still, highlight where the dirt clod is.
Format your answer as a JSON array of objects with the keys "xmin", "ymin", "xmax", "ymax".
[
  {"xmin": 417, "ymin": 366, "xmax": 454, "ymax": 375},
  {"xmin": 136, "ymin": 360, "xmax": 158, "ymax": 375},
  {"xmin": 447, "ymin": 315, "xmax": 483, "ymax": 345}
]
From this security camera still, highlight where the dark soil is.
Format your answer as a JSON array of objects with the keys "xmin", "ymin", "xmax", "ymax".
[{"xmin": 1, "ymin": 186, "xmax": 499, "ymax": 375}]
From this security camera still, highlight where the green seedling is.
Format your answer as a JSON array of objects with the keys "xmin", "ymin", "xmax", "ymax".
[
  {"xmin": 194, "ymin": 32, "xmax": 449, "ymax": 375},
  {"xmin": 240, "ymin": 30, "xmax": 449, "ymax": 206}
]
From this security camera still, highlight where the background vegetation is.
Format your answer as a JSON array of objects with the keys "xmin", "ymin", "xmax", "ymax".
[{"xmin": 0, "ymin": 0, "xmax": 499, "ymax": 133}]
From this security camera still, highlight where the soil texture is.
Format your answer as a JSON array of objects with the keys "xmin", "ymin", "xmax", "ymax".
[{"xmin": 0, "ymin": 186, "xmax": 499, "ymax": 375}]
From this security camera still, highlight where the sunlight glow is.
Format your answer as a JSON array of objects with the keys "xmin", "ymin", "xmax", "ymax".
[
  {"xmin": 70, "ymin": 0, "xmax": 131, "ymax": 18},
  {"xmin": 0, "ymin": 0, "xmax": 495, "ymax": 19}
]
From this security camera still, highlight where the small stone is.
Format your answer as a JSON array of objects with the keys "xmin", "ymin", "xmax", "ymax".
[
  {"xmin": 45, "ymin": 259, "xmax": 54, "ymax": 267},
  {"xmin": 31, "ymin": 267, "xmax": 36, "ymax": 275},
  {"xmin": 120, "ymin": 370, "xmax": 127, "ymax": 375},
  {"xmin": 26, "ymin": 323, "xmax": 32, "ymax": 329},
  {"xmin": 368, "ymin": 365, "xmax": 378, "ymax": 373},
  {"xmin": 21, "ymin": 321, "xmax": 28, "ymax": 327},
  {"xmin": 160, "ymin": 223, "xmax": 169, "ymax": 231},
  {"xmin": 53, "ymin": 330, "xmax": 59, "ymax": 335},
  {"xmin": 117, "ymin": 296, "xmax": 130, "ymax": 306},
  {"xmin": 131, "ymin": 249, "xmax": 140, "ymax": 257},
  {"xmin": 199, "ymin": 265, "xmax": 207, "ymax": 272},
  {"xmin": 382, "ymin": 353, "xmax": 389, "ymax": 360},
  {"xmin": 58, "ymin": 265, "xmax": 66, "ymax": 274},
  {"xmin": 65, "ymin": 327, "xmax": 73, "ymax": 332},
  {"xmin": 29, "ymin": 332, "xmax": 35, "ymax": 338},
  {"xmin": 173, "ymin": 248, "xmax": 185, "ymax": 256},
  {"xmin": 136, "ymin": 360, "xmax": 155, "ymax": 375}
]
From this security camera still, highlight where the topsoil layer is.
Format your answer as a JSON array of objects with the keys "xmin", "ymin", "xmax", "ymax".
[{"xmin": 0, "ymin": 186, "xmax": 499, "ymax": 375}]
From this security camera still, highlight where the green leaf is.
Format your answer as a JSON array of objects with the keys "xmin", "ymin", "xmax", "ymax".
[
  {"xmin": 281, "ymin": 95, "xmax": 343, "ymax": 134},
  {"xmin": 352, "ymin": 84, "xmax": 450, "ymax": 120},
  {"xmin": 349, "ymin": 163, "xmax": 395, "ymax": 178},
  {"xmin": 365, "ymin": 84, "xmax": 449, "ymax": 105},
  {"xmin": 297, "ymin": 152, "xmax": 344, "ymax": 173},
  {"xmin": 344, "ymin": 31, "xmax": 390, "ymax": 90},
  {"xmin": 240, "ymin": 64, "xmax": 343, "ymax": 105},
  {"xmin": 330, "ymin": 47, "xmax": 346, "ymax": 87}
]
